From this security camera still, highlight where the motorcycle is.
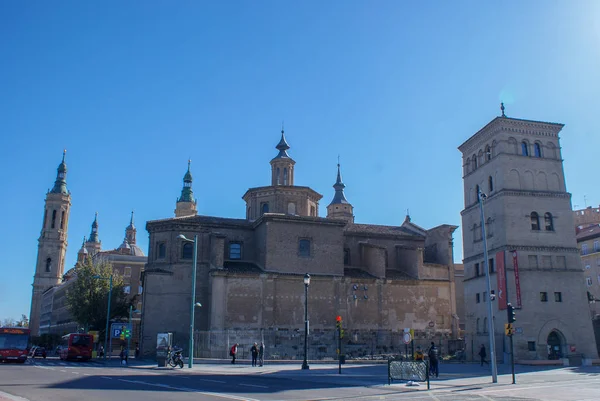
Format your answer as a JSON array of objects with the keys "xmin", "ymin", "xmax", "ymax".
[{"xmin": 167, "ymin": 347, "xmax": 184, "ymax": 368}]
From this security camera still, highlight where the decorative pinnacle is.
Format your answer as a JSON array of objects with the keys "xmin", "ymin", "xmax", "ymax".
[
  {"xmin": 500, "ymin": 102, "xmax": 506, "ymax": 117},
  {"xmin": 62, "ymin": 149, "xmax": 66, "ymax": 162},
  {"xmin": 130, "ymin": 210, "xmax": 134, "ymax": 225}
]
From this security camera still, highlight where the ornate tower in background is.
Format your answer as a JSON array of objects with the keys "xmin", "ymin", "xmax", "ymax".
[
  {"xmin": 29, "ymin": 151, "xmax": 72, "ymax": 335},
  {"xmin": 175, "ymin": 160, "xmax": 197, "ymax": 217},
  {"xmin": 84, "ymin": 212, "xmax": 102, "ymax": 255},
  {"xmin": 326, "ymin": 162, "xmax": 354, "ymax": 223}
]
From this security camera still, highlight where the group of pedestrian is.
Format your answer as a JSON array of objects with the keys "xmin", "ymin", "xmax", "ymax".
[{"xmin": 229, "ymin": 342, "xmax": 264, "ymax": 366}]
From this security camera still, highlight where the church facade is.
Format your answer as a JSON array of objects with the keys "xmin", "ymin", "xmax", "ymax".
[{"xmin": 141, "ymin": 128, "xmax": 460, "ymax": 359}]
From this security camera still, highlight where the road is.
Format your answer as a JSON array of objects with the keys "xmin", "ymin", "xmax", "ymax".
[{"xmin": 0, "ymin": 358, "xmax": 599, "ymax": 401}]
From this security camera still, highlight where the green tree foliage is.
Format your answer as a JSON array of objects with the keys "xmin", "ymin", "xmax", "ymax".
[{"xmin": 66, "ymin": 256, "xmax": 134, "ymax": 339}]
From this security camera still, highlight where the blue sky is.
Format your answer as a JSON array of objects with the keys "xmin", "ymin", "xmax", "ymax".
[{"xmin": 1, "ymin": 1, "xmax": 599, "ymax": 321}]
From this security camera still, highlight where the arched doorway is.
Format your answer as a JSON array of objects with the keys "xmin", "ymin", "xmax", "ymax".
[{"xmin": 547, "ymin": 331, "xmax": 564, "ymax": 360}]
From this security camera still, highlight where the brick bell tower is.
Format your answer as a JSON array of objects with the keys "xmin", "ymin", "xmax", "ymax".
[{"xmin": 29, "ymin": 151, "xmax": 72, "ymax": 335}]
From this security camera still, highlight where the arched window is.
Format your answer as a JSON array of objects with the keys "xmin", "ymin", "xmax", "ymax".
[
  {"xmin": 157, "ymin": 243, "xmax": 166, "ymax": 259},
  {"xmin": 476, "ymin": 318, "xmax": 480, "ymax": 333},
  {"xmin": 534, "ymin": 143, "xmax": 542, "ymax": 158},
  {"xmin": 531, "ymin": 212, "xmax": 540, "ymax": 230},
  {"xmin": 51, "ymin": 210, "xmax": 57, "ymax": 229},
  {"xmin": 485, "ymin": 145, "xmax": 491, "ymax": 161},
  {"xmin": 475, "ymin": 184, "xmax": 480, "ymax": 201},
  {"xmin": 45, "ymin": 258, "xmax": 52, "ymax": 272},
  {"xmin": 43, "ymin": 209, "xmax": 48, "ymax": 229},
  {"xmin": 544, "ymin": 212, "xmax": 554, "ymax": 231},
  {"xmin": 182, "ymin": 242, "xmax": 193, "ymax": 259},
  {"xmin": 483, "ymin": 317, "xmax": 488, "ymax": 333},
  {"xmin": 521, "ymin": 141, "xmax": 529, "ymax": 156},
  {"xmin": 276, "ymin": 167, "xmax": 280, "ymax": 185},
  {"xmin": 287, "ymin": 202, "xmax": 296, "ymax": 215},
  {"xmin": 486, "ymin": 217, "xmax": 493, "ymax": 237},
  {"xmin": 344, "ymin": 249, "xmax": 350, "ymax": 265},
  {"xmin": 60, "ymin": 211, "xmax": 65, "ymax": 230},
  {"xmin": 283, "ymin": 168, "xmax": 288, "ymax": 185},
  {"xmin": 261, "ymin": 203, "xmax": 269, "ymax": 215},
  {"xmin": 472, "ymin": 155, "xmax": 478, "ymax": 169},
  {"xmin": 473, "ymin": 223, "xmax": 479, "ymax": 242},
  {"xmin": 488, "ymin": 176, "xmax": 493, "ymax": 192}
]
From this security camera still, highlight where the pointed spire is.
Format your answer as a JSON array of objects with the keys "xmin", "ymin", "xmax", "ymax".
[
  {"xmin": 50, "ymin": 149, "xmax": 69, "ymax": 195},
  {"xmin": 127, "ymin": 210, "xmax": 135, "ymax": 230},
  {"xmin": 125, "ymin": 211, "xmax": 137, "ymax": 244},
  {"xmin": 274, "ymin": 126, "xmax": 291, "ymax": 159},
  {"xmin": 177, "ymin": 160, "xmax": 195, "ymax": 203},
  {"xmin": 328, "ymin": 160, "xmax": 349, "ymax": 206},
  {"xmin": 88, "ymin": 212, "xmax": 99, "ymax": 243}
]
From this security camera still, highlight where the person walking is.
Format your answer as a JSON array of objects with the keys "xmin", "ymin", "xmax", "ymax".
[
  {"xmin": 479, "ymin": 344, "xmax": 489, "ymax": 367},
  {"xmin": 230, "ymin": 343, "xmax": 238, "ymax": 364},
  {"xmin": 258, "ymin": 342, "xmax": 264, "ymax": 367},
  {"xmin": 98, "ymin": 344, "xmax": 104, "ymax": 358},
  {"xmin": 251, "ymin": 342, "xmax": 259, "ymax": 367},
  {"xmin": 427, "ymin": 342, "xmax": 439, "ymax": 378}
]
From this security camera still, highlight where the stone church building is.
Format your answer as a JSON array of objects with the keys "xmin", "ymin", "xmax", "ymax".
[{"xmin": 141, "ymin": 129, "xmax": 460, "ymax": 359}]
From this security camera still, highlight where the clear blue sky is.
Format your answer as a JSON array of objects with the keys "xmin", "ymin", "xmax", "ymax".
[{"xmin": 1, "ymin": 1, "xmax": 599, "ymax": 321}]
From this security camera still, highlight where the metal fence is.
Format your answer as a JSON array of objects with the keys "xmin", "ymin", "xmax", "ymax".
[
  {"xmin": 388, "ymin": 359, "xmax": 430, "ymax": 388},
  {"xmin": 189, "ymin": 329, "xmax": 463, "ymax": 361}
]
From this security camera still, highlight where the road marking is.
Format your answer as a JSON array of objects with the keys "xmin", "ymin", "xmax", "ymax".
[
  {"xmin": 59, "ymin": 370, "xmax": 67, "ymax": 373},
  {"xmin": 101, "ymin": 376, "xmax": 113, "ymax": 380},
  {"xmin": 83, "ymin": 373, "xmax": 91, "ymax": 376},
  {"xmin": 116, "ymin": 379, "xmax": 260, "ymax": 401},
  {"xmin": 239, "ymin": 383, "xmax": 268, "ymax": 389},
  {"xmin": 33, "ymin": 365, "xmax": 54, "ymax": 370},
  {"xmin": 475, "ymin": 378, "xmax": 600, "ymax": 394},
  {"xmin": 71, "ymin": 372, "xmax": 79, "ymax": 375},
  {"xmin": 197, "ymin": 379, "xmax": 226, "ymax": 384}
]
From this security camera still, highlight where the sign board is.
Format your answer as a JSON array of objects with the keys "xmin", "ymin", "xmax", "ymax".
[
  {"xmin": 512, "ymin": 251, "xmax": 522, "ymax": 307},
  {"xmin": 110, "ymin": 323, "xmax": 132, "ymax": 340},
  {"xmin": 403, "ymin": 332, "xmax": 412, "ymax": 344},
  {"xmin": 496, "ymin": 251, "xmax": 507, "ymax": 310}
]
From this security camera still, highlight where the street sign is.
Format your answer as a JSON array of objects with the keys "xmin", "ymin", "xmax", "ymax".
[
  {"xmin": 504, "ymin": 323, "xmax": 515, "ymax": 336},
  {"xmin": 110, "ymin": 323, "xmax": 131, "ymax": 340},
  {"xmin": 403, "ymin": 332, "xmax": 412, "ymax": 344}
]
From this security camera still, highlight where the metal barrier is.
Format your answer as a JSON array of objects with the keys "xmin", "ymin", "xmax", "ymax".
[{"xmin": 388, "ymin": 359, "xmax": 430, "ymax": 389}]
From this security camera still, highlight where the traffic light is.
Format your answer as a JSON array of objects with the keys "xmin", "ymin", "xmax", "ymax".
[
  {"xmin": 336, "ymin": 315, "xmax": 342, "ymax": 330},
  {"xmin": 124, "ymin": 328, "xmax": 131, "ymax": 339},
  {"xmin": 507, "ymin": 303, "xmax": 516, "ymax": 323}
]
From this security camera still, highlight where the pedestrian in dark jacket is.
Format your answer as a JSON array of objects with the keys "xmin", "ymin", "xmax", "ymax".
[
  {"xmin": 251, "ymin": 342, "xmax": 259, "ymax": 367},
  {"xmin": 428, "ymin": 342, "xmax": 439, "ymax": 378},
  {"xmin": 258, "ymin": 342, "xmax": 264, "ymax": 367},
  {"xmin": 479, "ymin": 344, "xmax": 489, "ymax": 366}
]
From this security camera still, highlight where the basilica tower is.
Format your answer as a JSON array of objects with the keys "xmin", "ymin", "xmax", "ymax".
[
  {"xmin": 84, "ymin": 212, "xmax": 102, "ymax": 255},
  {"xmin": 29, "ymin": 151, "xmax": 72, "ymax": 335},
  {"xmin": 175, "ymin": 160, "xmax": 197, "ymax": 217}
]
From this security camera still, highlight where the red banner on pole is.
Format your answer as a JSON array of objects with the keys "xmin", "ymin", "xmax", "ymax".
[
  {"xmin": 511, "ymin": 250, "xmax": 522, "ymax": 308},
  {"xmin": 496, "ymin": 251, "xmax": 507, "ymax": 310}
]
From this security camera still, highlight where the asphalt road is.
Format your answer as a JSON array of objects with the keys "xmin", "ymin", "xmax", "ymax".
[{"xmin": 1, "ymin": 359, "xmax": 599, "ymax": 401}]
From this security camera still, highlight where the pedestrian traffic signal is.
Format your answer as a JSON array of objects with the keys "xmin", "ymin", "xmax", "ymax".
[{"xmin": 507, "ymin": 303, "xmax": 516, "ymax": 323}]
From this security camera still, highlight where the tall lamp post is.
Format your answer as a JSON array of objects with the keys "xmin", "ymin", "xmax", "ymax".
[
  {"xmin": 93, "ymin": 274, "xmax": 113, "ymax": 360},
  {"xmin": 128, "ymin": 305, "xmax": 141, "ymax": 357},
  {"xmin": 301, "ymin": 273, "xmax": 311, "ymax": 370},
  {"xmin": 177, "ymin": 234, "xmax": 199, "ymax": 368},
  {"xmin": 478, "ymin": 189, "xmax": 498, "ymax": 383}
]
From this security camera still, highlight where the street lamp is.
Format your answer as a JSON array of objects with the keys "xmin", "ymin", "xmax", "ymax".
[
  {"xmin": 177, "ymin": 234, "xmax": 198, "ymax": 368},
  {"xmin": 478, "ymin": 189, "xmax": 498, "ymax": 383},
  {"xmin": 93, "ymin": 274, "xmax": 113, "ymax": 360},
  {"xmin": 301, "ymin": 273, "xmax": 311, "ymax": 370}
]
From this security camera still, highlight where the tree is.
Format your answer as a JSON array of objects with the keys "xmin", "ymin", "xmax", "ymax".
[
  {"xmin": 16, "ymin": 314, "xmax": 29, "ymax": 328},
  {"xmin": 1, "ymin": 318, "xmax": 16, "ymax": 327},
  {"xmin": 66, "ymin": 256, "xmax": 134, "ymax": 340}
]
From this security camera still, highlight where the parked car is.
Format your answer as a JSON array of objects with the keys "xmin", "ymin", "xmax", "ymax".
[{"xmin": 34, "ymin": 347, "xmax": 47, "ymax": 358}]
